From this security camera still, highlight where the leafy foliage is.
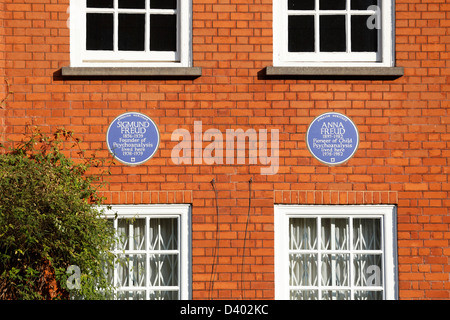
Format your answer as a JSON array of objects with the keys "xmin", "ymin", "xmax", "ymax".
[{"xmin": 0, "ymin": 128, "xmax": 116, "ymax": 299}]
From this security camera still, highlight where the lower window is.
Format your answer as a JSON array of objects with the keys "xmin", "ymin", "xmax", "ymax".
[
  {"xmin": 275, "ymin": 205, "xmax": 397, "ymax": 300},
  {"xmin": 103, "ymin": 205, "xmax": 191, "ymax": 300}
]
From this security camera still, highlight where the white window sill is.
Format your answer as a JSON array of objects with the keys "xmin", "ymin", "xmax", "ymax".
[
  {"xmin": 265, "ymin": 66, "xmax": 404, "ymax": 79},
  {"xmin": 61, "ymin": 66, "xmax": 202, "ymax": 78}
]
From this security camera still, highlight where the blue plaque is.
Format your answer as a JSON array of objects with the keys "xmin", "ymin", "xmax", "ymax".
[
  {"xmin": 106, "ymin": 112, "xmax": 160, "ymax": 166},
  {"xmin": 306, "ymin": 112, "xmax": 359, "ymax": 166}
]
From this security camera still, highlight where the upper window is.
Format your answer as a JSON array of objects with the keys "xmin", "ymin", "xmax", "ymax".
[
  {"xmin": 275, "ymin": 205, "xmax": 398, "ymax": 300},
  {"xmin": 103, "ymin": 205, "xmax": 191, "ymax": 300},
  {"xmin": 70, "ymin": 0, "xmax": 192, "ymax": 67},
  {"xmin": 273, "ymin": 0, "xmax": 395, "ymax": 67}
]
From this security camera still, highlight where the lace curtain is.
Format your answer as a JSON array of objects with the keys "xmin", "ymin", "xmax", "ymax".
[
  {"xmin": 114, "ymin": 217, "xmax": 179, "ymax": 300},
  {"xmin": 289, "ymin": 217, "xmax": 383, "ymax": 300}
]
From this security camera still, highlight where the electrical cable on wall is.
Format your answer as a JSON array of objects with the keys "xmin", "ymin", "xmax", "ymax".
[
  {"xmin": 240, "ymin": 177, "xmax": 253, "ymax": 299},
  {"xmin": 208, "ymin": 178, "xmax": 220, "ymax": 300}
]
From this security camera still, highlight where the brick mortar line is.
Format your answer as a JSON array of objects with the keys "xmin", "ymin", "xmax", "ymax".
[
  {"xmin": 274, "ymin": 190, "xmax": 399, "ymax": 205},
  {"xmin": 99, "ymin": 190, "xmax": 193, "ymax": 204}
]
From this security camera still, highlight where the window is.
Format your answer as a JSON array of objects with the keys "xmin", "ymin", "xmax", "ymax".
[
  {"xmin": 70, "ymin": 0, "xmax": 192, "ymax": 67},
  {"xmin": 103, "ymin": 205, "xmax": 191, "ymax": 300},
  {"xmin": 275, "ymin": 205, "xmax": 397, "ymax": 300},
  {"xmin": 273, "ymin": 0, "xmax": 395, "ymax": 67}
]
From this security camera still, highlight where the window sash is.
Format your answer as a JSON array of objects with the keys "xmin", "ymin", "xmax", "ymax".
[
  {"xmin": 274, "ymin": 205, "xmax": 397, "ymax": 300},
  {"xmin": 84, "ymin": 6, "xmax": 178, "ymax": 55},
  {"xmin": 273, "ymin": 0, "xmax": 394, "ymax": 66},
  {"xmin": 288, "ymin": 216, "xmax": 384, "ymax": 299},
  {"xmin": 102, "ymin": 205, "xmax": 191, "ymax": 300},
  {"xmin": 70, "ymin": 0, "xmax": 192, "ymax": 67},
  {"xmin": 111, "ymin": 216, "xmax": 181, "ymax": 297},
  {"xmin": 287, "ymin": 7, "xmax": 380, "ymax": 56}
]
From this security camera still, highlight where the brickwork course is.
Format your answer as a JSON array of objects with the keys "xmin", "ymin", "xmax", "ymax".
[{"xmin": 1, "ymin": 0, "xmax": 449, "ymax": 300}]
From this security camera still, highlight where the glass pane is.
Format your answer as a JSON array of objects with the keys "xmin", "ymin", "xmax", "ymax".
[
  {"xmin": 149, "ymin": 254, "xmax": 179, "ymax": 287},
  {"xmin": 133, "ymin": 219, "xmax": 146, "ymax": 250},
  {"xmin": 290, "ymin": 254, "xmax": 318, "ymax": 286},
  {"xmin": 290, "ymin": 218, "xmax": 317, "ymax": 250},
  {"xmin": 354, "ymin": 290, "xmax": 383, "ymax": 300},
  {"xmin": 320, "ymin": 15, "xmax": 346, "ymax": 52},
  {"xmin": 353, "ymin": 218, "xmax": 381, "ymax": 250},
  {"xmin": 150, "ymin": 14, "xmax": 177, "ymax": 51},
  {"xmin": 117, "ymin": 219, "xmax": 130, "ymax": 250},
  {"xmin": 86, "ymin": 13, "xmax": 113, "ymax": 50},
  {"xmin": 288, "ymin": 0, "xmax": 315, "ymax": 10},
  {"xmin": 151, "ymin": 0, "xmax": 177, "ymax": 9},
  {"xmin": 150, "ymin": 218, "xmax": 178, "ymax": 250},
  {"xmin": 320, "ymin": 0, "xmax": 346, "ymax": 10},
  {"xmin": 116, "ymin": 218, "xmax": 145, "ymax": 249},
  {"xmin": 322, "ymin": 290, "xmax": 351, "ymax": 300},
  {"xmin": 290, "ymin": 290, "xmax": 318, "ymax": 300},
  {"xmin": 87, "ymin": 0, "xmax": 113, "ymax": 8},
  {"xmin": 353, "ymin": 254, "xmax": 383, "ymax": 286},
  {"xmin": 130, "ymin": 254, "xmax": 147, "ymax": 287},
  {"xmin": 288, "ymin": 15, "xmax": 315, "ymax": 52},
  {"xmin": 119, "ymin": 14, "xmax": 145, "ymax": 51},
  {"xmin": 321, "ymin": 254, "xmax": 349, "ymax": 286},
  {"xmin": 117, "ymin": 291, "xmax": 146, "ymax": 300},
  {"xmin": 321, "ymin": 218, "xmax": 348, "ymax": 250},
  {"xmin": 351, "ymin": 0, "xmax": 378, "ymax": 10},
  {"xmin": 119, "ymin": 0, "xmax": 145, "ymax": 9},
  {"xmin": 106, "ymin": 219, "xmax": 115, "ymax": 251},
  {"xmin": 351, "ymin": 15, "xmax": 378, "ymax": 52},
  {"xmin": 149, "ymin": 290, "xmax": 179, "ymax": 300},
  {"xmin": 116, "ymin": 254, "xmax": 146, "ymax": 287}
]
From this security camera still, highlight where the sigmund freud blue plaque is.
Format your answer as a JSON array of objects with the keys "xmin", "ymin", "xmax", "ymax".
[
  {"xmin": 306, "ymin": 112, "xmax": 359, "ymax": 166},
  {"xmin": 106, "ymin": 112, "xmax": 160, "ymax": 166}
]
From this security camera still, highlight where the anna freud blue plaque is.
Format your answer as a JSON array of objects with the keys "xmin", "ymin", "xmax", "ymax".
[
  {"xmin": 306, "ymin": 112, "xmax": 359, "ymax": 166},
  {"xmin": 106, "ymin": 112, "xmax": 160, "ymax": 166}
]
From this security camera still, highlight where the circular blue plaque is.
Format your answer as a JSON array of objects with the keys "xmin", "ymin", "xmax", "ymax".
[
  {"xmin": 306, "ymin": 112, "xmax": 359, "ymax": 166},
  {"xmin": 106, "ymin": 112, "xmax": 160, "ymax": 166}
]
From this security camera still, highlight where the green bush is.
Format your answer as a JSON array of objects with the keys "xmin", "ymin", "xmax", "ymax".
[{"xmin": 0, "ymin": 128, "xmax": 116, "ymax": 300}]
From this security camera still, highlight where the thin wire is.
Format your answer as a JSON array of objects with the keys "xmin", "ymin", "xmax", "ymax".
[
  {"xmin": 240, "ymin": 177, "xmax": 253, "ymax": 299},
  {"xmin": 208, "ymin": 178, "xmax": 220, "ymax": 300}
]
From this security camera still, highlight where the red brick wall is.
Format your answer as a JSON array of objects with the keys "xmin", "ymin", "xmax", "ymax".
[
  {"xmin": 2, "ymin": 0, "xmax": 450, "ymax": 299},
  {"xmin": 0, "ymin": 0, "xmax": 6, "ymax": 144}
]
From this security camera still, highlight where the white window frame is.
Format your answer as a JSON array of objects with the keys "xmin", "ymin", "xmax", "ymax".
[
  {"xmin": 273, "ymin": 0, "xmax": 395, "ymax": 67},
  {"xmin": 102, "ymin": 204, "xmax": 191, "ymax": 300},
  {"xmin": 274, "ymin": 205, "xmax": 398, "ymax": 300},
  {"xmin": 70, "ymin": 0, "xmax": 193, "ymax": 68}
]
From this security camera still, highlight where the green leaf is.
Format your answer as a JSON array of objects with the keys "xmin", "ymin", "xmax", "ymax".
[{"xmin": 0, "ymin": 128, "xmax": 116, "ymax": 300}]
